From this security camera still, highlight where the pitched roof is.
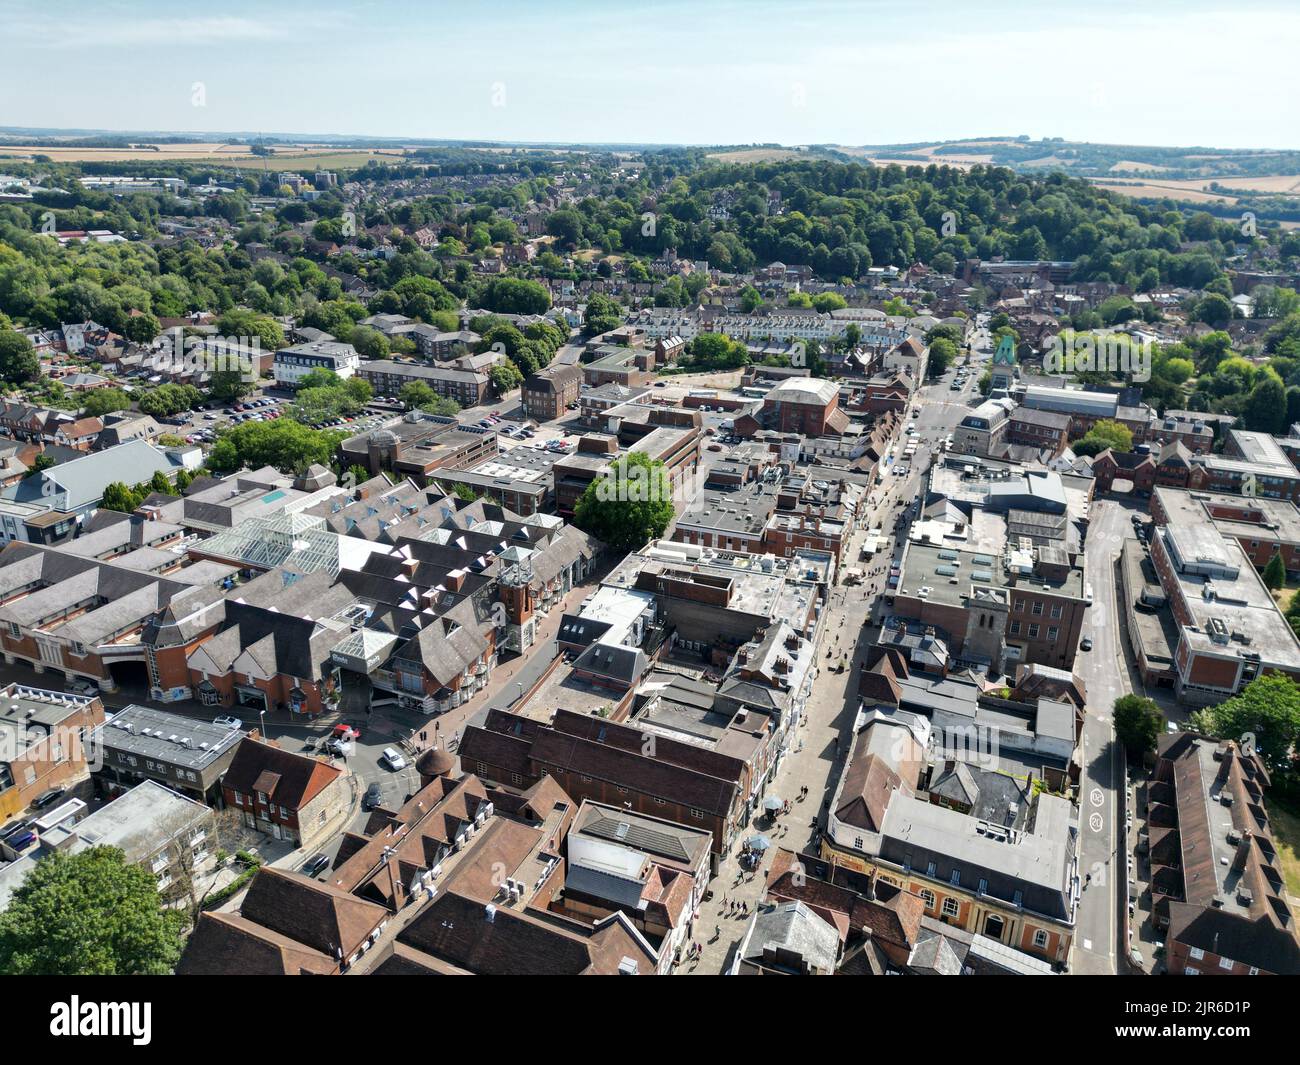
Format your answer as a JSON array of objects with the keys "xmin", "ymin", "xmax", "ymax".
[
  {"xmin": 238, "ymin": 867, "xmax": 387, "ymax": 959},
  {"xmin": 222, "ymin": 738, "xmax": 342, "ymax": 811},
  {"xmin": 396, "ymin": 891, "xmax": 653, "ymax": 975},
  {"xmin": 176, "ymin": 912, "xmax": 337, "ymax": 975}
]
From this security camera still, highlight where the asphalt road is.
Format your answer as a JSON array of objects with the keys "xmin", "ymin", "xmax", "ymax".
[{"xmin": 1071, "ymin": 498, "xmax": 1135, "ymax": 974}]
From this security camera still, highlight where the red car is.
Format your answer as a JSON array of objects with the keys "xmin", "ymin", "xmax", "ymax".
[{"xmin": 332, "ymin": 723, "xmax": 361, "ymax": 741}]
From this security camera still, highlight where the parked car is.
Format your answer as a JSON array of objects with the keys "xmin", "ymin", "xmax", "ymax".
[
  {"xmin": 212, "ymin": 715, "xmax": 243, "ymax": 730},
  {"xmin": 332, "ymin": 723, "xmax": 361, "ymax": 741},
  {"xmin": 363, "ymin": 783, "xmax": 383, "ymax": 809},
  {"xmin": 302, "ymin": 853, "xmax": 330, "ymax": 877},
  {"xmin": 4, "ymin": 830, "xmax": 36, "ymax": 851},
  {"xmin": 381, "ymin": 747, "xmax": 407, "ymax": 771},
  {"xmin": 1080, "ymin": 637, "xmax": 1093, "ymax": 652},
  {"xmin": 0, "ymin": 820, "xmax": 31, "ymax": 842},
  {"xmin": 31, "ymin": 787, "xmax": 66, "ymax": 811}
]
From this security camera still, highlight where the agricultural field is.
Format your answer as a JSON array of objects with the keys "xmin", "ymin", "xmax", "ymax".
[
  {"xmin": 706, "ymin": 147, "xmax": 806, "ymax": 162},
  {"xmin": 0, "ymin": 141, "xmax": 410, "ymax": 169},
  {"xmin": 1088, "ymin": 179, "xmax": 1241, "ymax": 204}
]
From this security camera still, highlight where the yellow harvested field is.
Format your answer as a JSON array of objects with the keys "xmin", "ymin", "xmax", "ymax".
[
  {"xmin": 1109, "ymin": 160, "xmax": 1173, "ymax": 174},
  {"xmin": 0, "ymin": 142, "xmax": 410, "ymax": 169},
  {"xmin": 1089, "ymin": 179, "xmax": 1239, "ymax": 204},
  {"xmin": 866, "ymin": 156, "xmax": 972, "ymax": 170},
  {"xmin": 706, "ymin": 148, "xmax": 804, "ymax": 162},
  {"xmin": 1189, "ymin": 174, "xmax": 1300, "ymax": 194}
]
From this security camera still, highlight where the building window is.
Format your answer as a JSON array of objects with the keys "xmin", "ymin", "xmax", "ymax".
[
  {"xmin": 690, "ymin": 808, "xmax": 704, "ymax": 820},
  {"xmin": 1032, "ymin": 929, "xmax": 1049, "ymax": 949},
  {"xmin": 1189, "ymin": 946, "xmax": 1205, "ymax": 960},
  {"xmin": 941, "ymin": 898, "xmax": 959, "ymax": 919},
  {"xmin": 1219, "ymin": 956, "xmax": 1233, "ymax": 970},
  {"xmin": 919, "ymin": 889, "xmax": 935, "ymax": 910},
  {"xmin": 1031, "ymin": 602, "xmax": 1043, "ymax": 616},
  {"xmin": 1028, "ymin": 624, "xmax": 1040, "ymax": 639},
  {"xmin": 1047, "ymin": 627, "xmax": 1058, "ymax": 641},
  {"xmin": 1009, "ymin": 621, "xmax": 1021, "ymax": 635}
]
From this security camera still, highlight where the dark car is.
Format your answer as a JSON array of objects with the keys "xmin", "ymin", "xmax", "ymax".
[
  {"xmin": 363, "ymin": 783, "xmax": 383, "ymax": 810},
  {"xmin": 0, "ymin": 820, "xmax": 30, "ymax": 841},
  {"xmin": 31, "ymin": 787, "xmax": 66, "ymax": 811},
  {"xmin": 4, "ymin": 830, "xmax": 37, "ymax": 851},
  {"xmin": 302, "ymin": 853, "xmax": 330, "ymax": 877}
]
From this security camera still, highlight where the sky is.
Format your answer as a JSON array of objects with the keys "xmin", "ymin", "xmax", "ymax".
[{"xmin": 1, "ymin": 0, "xmax": 1297, "ymax": 150}]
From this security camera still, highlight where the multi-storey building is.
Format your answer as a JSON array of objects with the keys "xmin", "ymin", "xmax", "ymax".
[
  {"xmin": 272, "ymin": 340, "xmax": 360, "ymax": 387},
  {"xmin": 1146, "ymin": 514, "xmax": 1300, "ymax": 704},
  {"xmin": 1153, "ymin": 733, "xmax": 1299, "ymax": 975},
  {"xmin": 357, "ymin": 360, "xmax": 489, "ymax": 408},
  {"xmin": 522, "ymin": 362, "xmax": 583, "ymax": 421},
  {"xmin": 0, "ymin": 684, "xmax": 105, "ymax": 822}
]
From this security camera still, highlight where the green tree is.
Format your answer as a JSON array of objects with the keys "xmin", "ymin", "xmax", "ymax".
[
  {"xmin": 123, "ymin": 312, "xmax": 160, "ymax": 344},
  {"xmin": 573, "ymin": 451, "xmax": 675, "ymax": 551},
  {"xmin": 583, "ymin": 294, "xmax": 623, "ymax": 337},
  {"xmin": 420, "ymin": 395, "xmax": 461, "ymax": 417},
  {"xmin": 138, "ymin": 383, "xmax": 202, "ymax": 418},
  {"xmin": 1113, "ymin": 694, "xmax": 1165, "ymax": 756},
  {"xmin": 0, "ymin": 847, "xmax": 184, "ymax": 975},
  {"xmin": 1071, "ymin": 419, "xmax": 1134, "ymax": 457},
  {"xmin": 482, "ymin": 277, "xmax": 550, "ymax": 315},
  {"xmin": 208, "ymin": 419, "xmax": 343, "ymax": 474},
  {"xmin": 100, "ymin": 481, "xmax": 142, "ymax": 512},
  {"xmin": 1263, "ymin": 554, "xmax": 1287, "ymax": 591},
  {"xmin": 1244, "ymin": 372, "xmax": 1288, "ymax": 435},
  {"xmin": 215, "ymin": 309, "xmax": 285, "ymax": 351},
  {"xmin": 209, "ymin": 369, "xmax": 254, "ymax": 403},
  {"xmin": 82, "ymin": 387, "xmax": 133, "ymax": 417},
  {"xmin": 22, "ymin": 453, "xmax": 56, "ymax": 479},
  {"xmin": 399, "ymin": 381, "xmax": 437, "ymax": 410},
  {"xmin": 1189, "ymin": 674, "xmax": 1300, "ymax": 772},
  {"xmin": 1194, "ymin": 292, "xmax": 1235, "ymax": 326},
  {"xmin": 927, "ymin": 336, "xmax": 957, "ymax": 378},
  {"xmin": 489, "ymin": 360, "xmax": 524, "ymax": 395},
  {"xmin": 350, "ymin": 326, "xmax": 390, "ymax": 359},
  {"xmin": 0, "ymin": 330, "xmax": 39, "ymax": 384}
]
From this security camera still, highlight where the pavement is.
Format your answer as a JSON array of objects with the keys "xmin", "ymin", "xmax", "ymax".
[
  {"xmin": 687, "ymin": 335, "xmax": 993, "ymax": 973},
  {"xmin": 687, "ymin": 517, "xmax": 880, "ymax": 974}
]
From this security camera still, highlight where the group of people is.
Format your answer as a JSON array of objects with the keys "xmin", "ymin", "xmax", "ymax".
[
  {"xmin": 719, "ymin": 897, "xmax": 751, "ymax": 919},
  {"xmin": 674, "ymin": 941, "xmax": 705, "ymax": 967}
]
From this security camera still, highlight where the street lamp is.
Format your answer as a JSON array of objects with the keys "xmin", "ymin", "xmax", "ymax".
[{"xmin": 259, "ymin": 707, "xmax": 266, "ymax": 740}]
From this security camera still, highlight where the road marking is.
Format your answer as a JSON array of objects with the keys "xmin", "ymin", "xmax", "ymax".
[
  {"xmin": 1090, "ymin": 787, "xmax": 1104, "ymax": 808},
  {"xmin": 1089, "ymin": 812, "xmax": 1104, "ymax": 833},
  {"xmin": 1083, "ymin": 938, "xmax": 1093, "ymax": 951}
]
